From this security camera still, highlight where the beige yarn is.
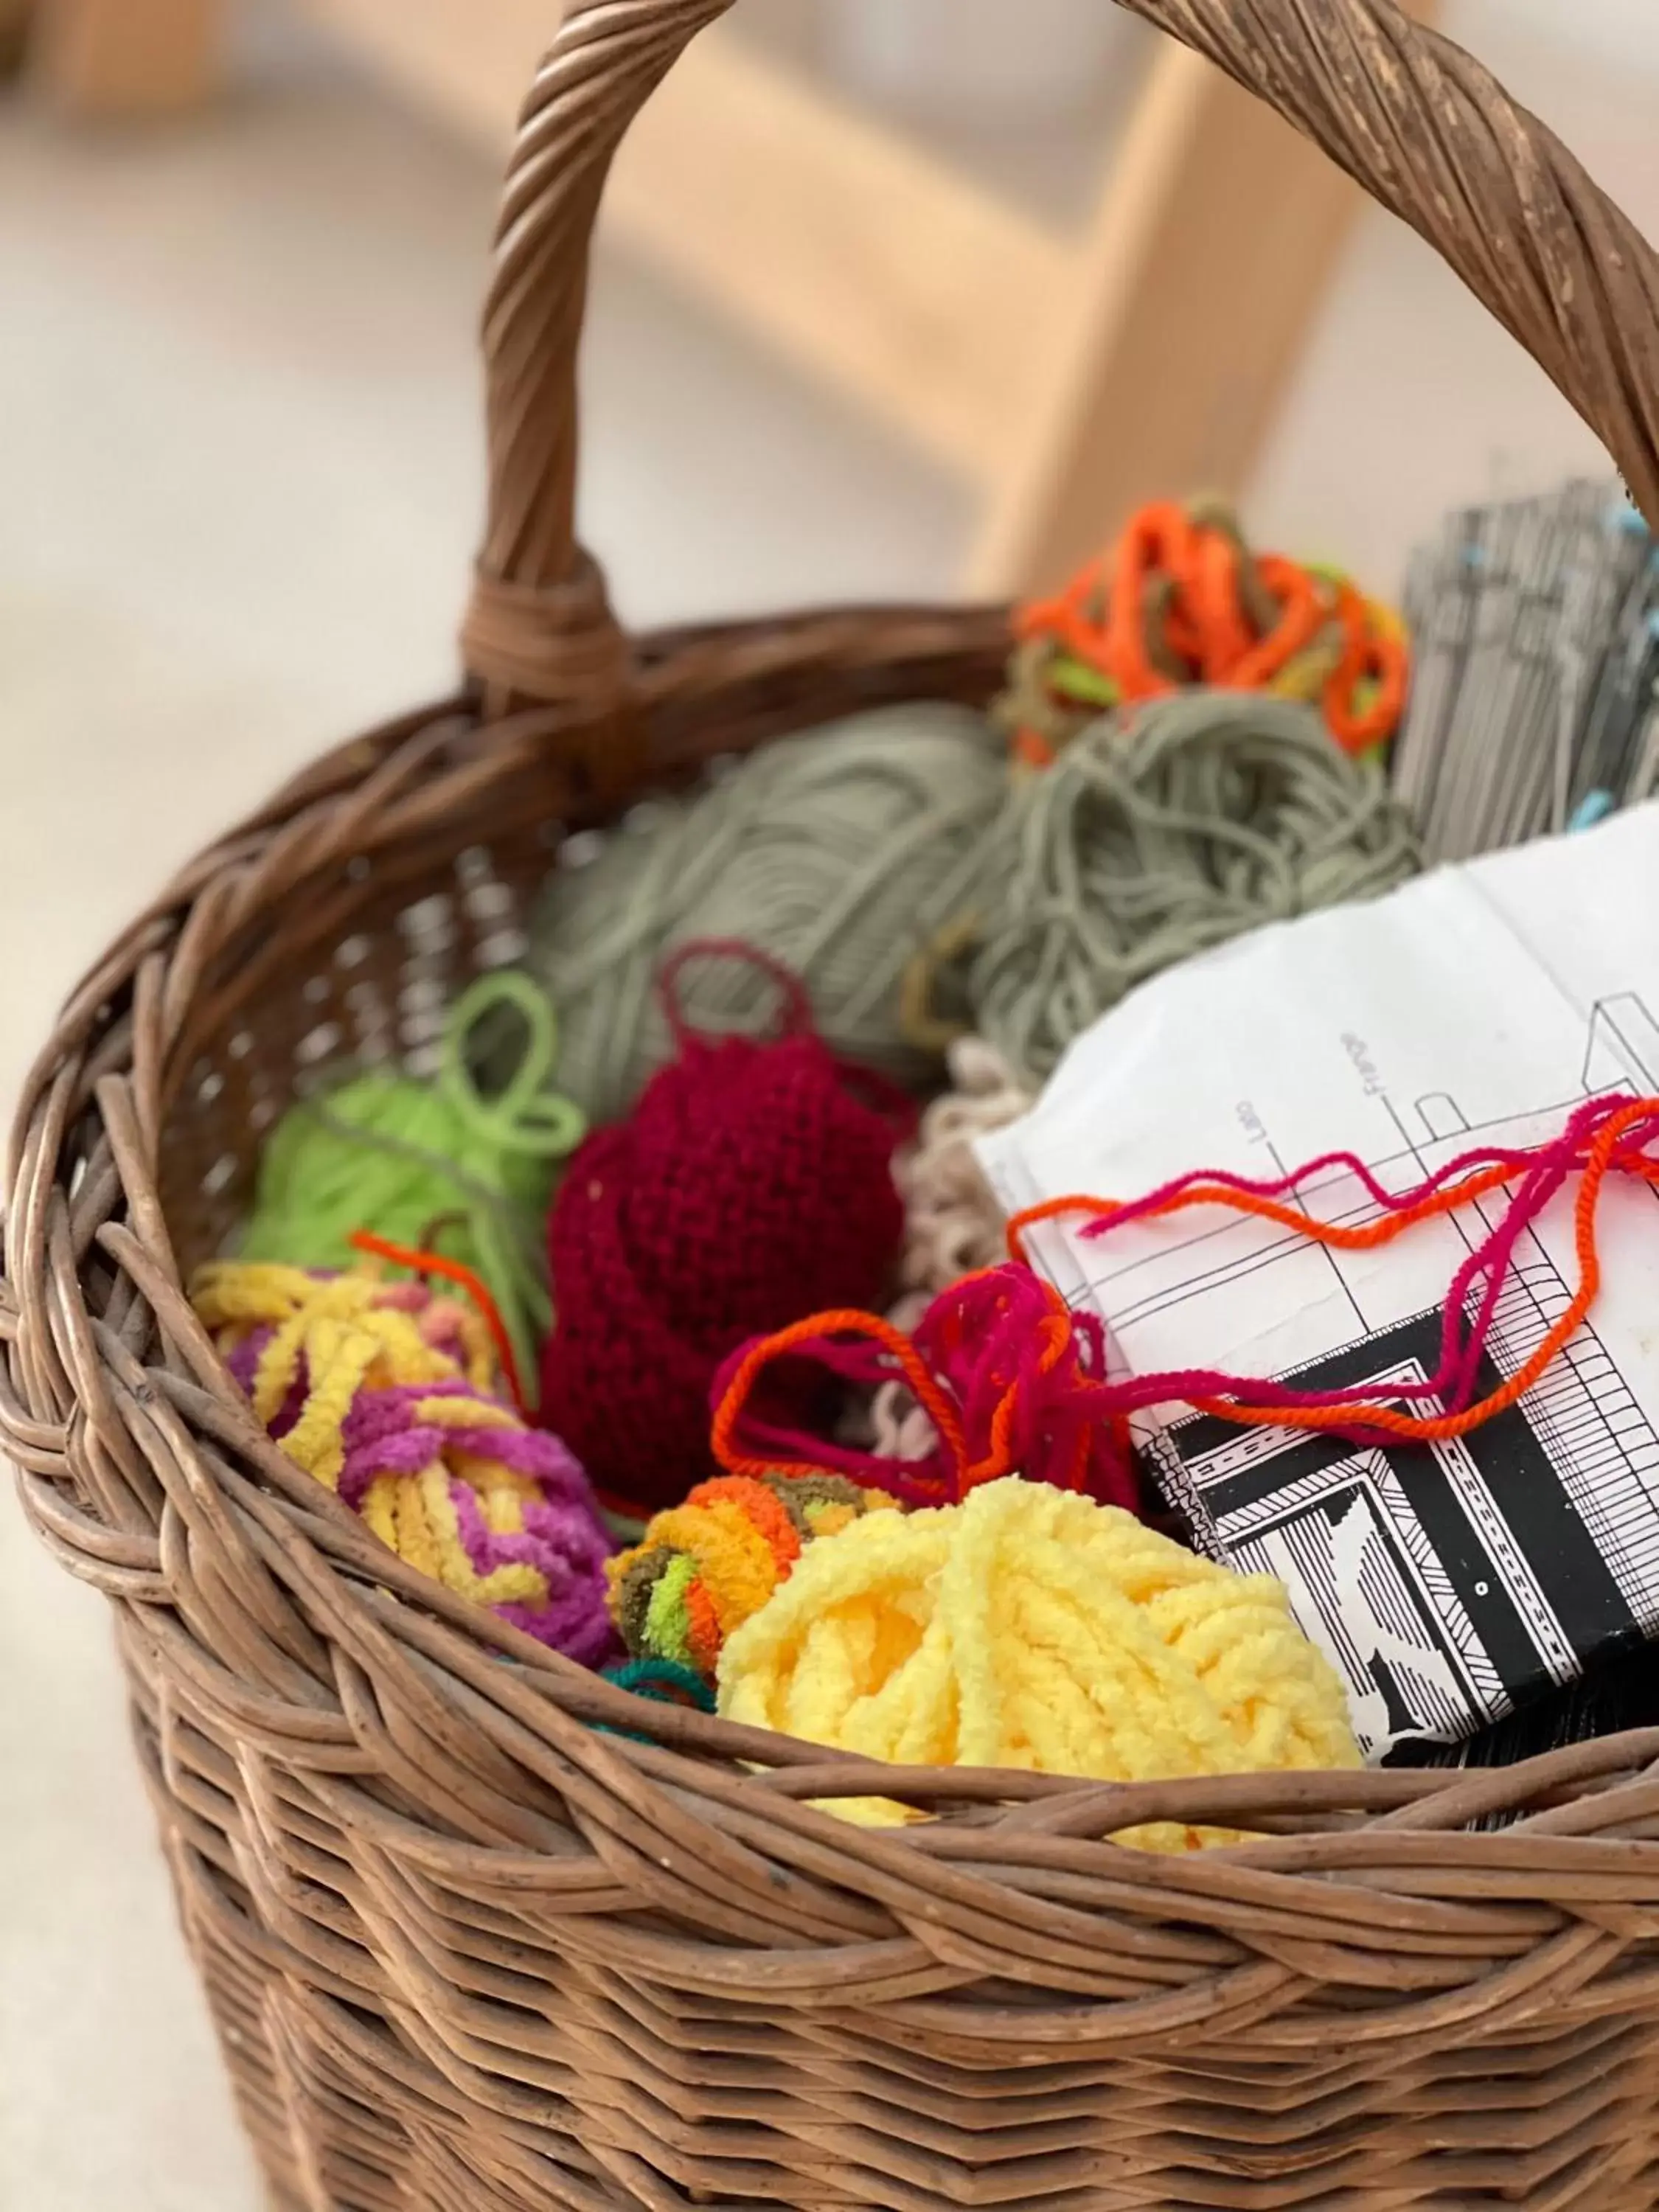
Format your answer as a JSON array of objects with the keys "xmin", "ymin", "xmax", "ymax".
[
  {"xmin": 872, "ymin": 1037, "xmax": 1033, "ymax": 1458},
  {"xmin": 894, "ymin": 1034, "xmax": 1033, "ymax": 1297}
]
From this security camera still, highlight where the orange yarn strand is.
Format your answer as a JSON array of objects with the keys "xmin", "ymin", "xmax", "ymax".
[
  {"xmin": 1207, "ymin": 1101, "xmax": 1649, "ymax": 1444},
  {"xmin": 1006, "ymin": 1156, "xmax": 1532, "ymax": 1268},
  {"xmin": 348, "ymin": 1229, "xmax": 529, "ymax": 1413},
  {"xmin": 1007, "ymin": 1099, "xmax": 1659, "ymax": 1453},
  {"xmin": 711, "ymin": 1307, "xmax": 973, "ymax": 1488}
]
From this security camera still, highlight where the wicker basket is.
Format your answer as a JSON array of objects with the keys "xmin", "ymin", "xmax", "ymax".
[{"xmin": 8, "ymin": 2, "xmax": 1659, "ymax": 2206}]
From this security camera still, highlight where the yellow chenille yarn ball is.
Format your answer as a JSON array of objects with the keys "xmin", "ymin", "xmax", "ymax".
[
  {"xmin": 192, "ymin": 1260, "xmax": 617, "ymax": 1665},
  {"xmin": 717, "ymin": 1476, "xmax": 1360, "ymax": 1846}
]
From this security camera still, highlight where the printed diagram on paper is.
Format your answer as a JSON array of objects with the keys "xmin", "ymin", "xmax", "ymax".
[{"xmin": 977, "ymin": 810, "xmax": 1659, "ymax": 1753}]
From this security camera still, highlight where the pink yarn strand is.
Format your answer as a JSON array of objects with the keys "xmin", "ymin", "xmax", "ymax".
[
  {"xmin": 720, "ymin": 1096, "xmax": 1659, "ymax": 1499},
  {"xmin": 1074, "ymin": 1095, "xmax": 1659, "ymax": 1440}
]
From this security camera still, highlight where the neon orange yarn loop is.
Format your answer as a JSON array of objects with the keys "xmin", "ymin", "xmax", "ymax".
[{"xmin": 711, "ymin": 1307, "xmax": 973, "ymax": 1491}]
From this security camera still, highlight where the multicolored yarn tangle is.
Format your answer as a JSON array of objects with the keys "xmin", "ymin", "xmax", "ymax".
[
  {"xmin": 717, "ymin": 1476, "xmax": 1361, "ymax": 1840},
  {"xmin": 195, "ymin": 1261, "xmax": 616, "ymax": 1665},
  {"xmin": 607, "ymin": 1470, "xmax": 900, "ymax": 1685},
  {"xmin": 1007, "ymin": 1091, "xmax": 1659, "ymax": 1451},
  {"xmin": 932, "ymin": 690, "xmax": 1420, "ymax": 1081},
  {"xmin": 1001, "ymin": 498, "xmax": 1409, "ymax": 766},
  {"xmin": 712, "ymin": 1263, "xmax": 1141, "ymax": 1514},
  {"xmin": 540, "ymin": 942, "xmax": 912, "ymax": 1513},
  {"xmin": 240, "ymin": 972, "xmax": 584, "ymax": 1383},
  {"xmin": 504, "ymin": 705, "xmax": 1009, "ymax": 1127}
]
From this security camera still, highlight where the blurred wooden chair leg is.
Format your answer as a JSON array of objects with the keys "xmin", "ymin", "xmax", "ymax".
[
  {"xmin": 968, "ymin": 4, "xmax": 1440, "ymax": 598},
  {"xmin": 0, "ymin": 0, "xmax": 30, "ymax": 78},
  {"xmin": 966, "ymin": 41, "xmax": 1367, "ymax": 597},
  {"xmin": 31, "ymin": 0, "xmax": 223, "ymax": 115}
]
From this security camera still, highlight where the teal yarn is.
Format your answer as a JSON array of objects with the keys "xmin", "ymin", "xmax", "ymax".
[
  {"xmin": 952, "ymin": 692, "xmax": 1420, "ymax": 1079},
  {"xmin": 507, "ymin": 705, "xmax": 1007, "ymax": 1125},
  {"xmin": 597, "ymin": 1658, "xmax": 717, "ymax": 1739},
  {"xmin": 604, "ymin": 1658, "xmax": 716, "ymax": 1711},
  {"xmin": 240, "ymin": 972, "xmax": 584, "ymax": 1379}
]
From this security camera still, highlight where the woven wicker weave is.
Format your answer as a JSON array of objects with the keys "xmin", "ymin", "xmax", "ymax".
[{"xmin": 8, "ymin": 3, "xmax": 1659, "ymax": 2206}]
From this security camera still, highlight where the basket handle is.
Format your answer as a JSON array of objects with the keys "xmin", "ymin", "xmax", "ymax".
[{"xmin": 459, "ymin": 0, "xmax": 1659, "ymax": 712}]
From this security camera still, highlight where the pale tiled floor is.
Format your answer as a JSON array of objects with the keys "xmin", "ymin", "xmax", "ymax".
[{"xmin": 2, "ymin": 10, "xmax": 1657, "ymax": 2208}]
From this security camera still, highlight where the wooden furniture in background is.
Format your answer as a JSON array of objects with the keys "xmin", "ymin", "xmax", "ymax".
[
  {"xmin": 29, "ymin": 0, "xmax": 220, "ymax": 112},
  {"xmin": 21, "ymin": 0, "xmax": 1430, "ymax": 594}
]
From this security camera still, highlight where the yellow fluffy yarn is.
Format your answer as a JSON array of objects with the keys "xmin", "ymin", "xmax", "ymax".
[
  {"xmin": 192, "ymin": 1259, "xmax": 617, "ymax": 1664},
  {"xmin": 192, "ymin": 1259, "xmax": 497, "ymax": 1488},
  {"xmin": 717, "ymin": 1477, "xmax": 1360, "ymax": 1845}
]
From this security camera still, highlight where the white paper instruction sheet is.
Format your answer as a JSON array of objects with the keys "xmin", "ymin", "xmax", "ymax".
[{"xmin": 978, "ymin": 804, "xmax": 1659, "ymax": 1753}]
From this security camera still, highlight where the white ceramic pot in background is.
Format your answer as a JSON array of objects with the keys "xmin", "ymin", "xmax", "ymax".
[{"xmin": 827, "ymin": 0, "xmax": 1127, "ymax": 123}]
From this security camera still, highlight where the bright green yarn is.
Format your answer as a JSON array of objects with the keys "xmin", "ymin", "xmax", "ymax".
[
  {"xmin": 240, "ymin": 972, "xmax": 584, "ymax": 1378},
  {"xmin": 507, "ymin": 705, "xmax": 1008, "ymax": 1126}
]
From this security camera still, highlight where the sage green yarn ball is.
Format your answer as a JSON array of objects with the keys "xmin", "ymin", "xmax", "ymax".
[
  {"xmin": 961, "ymin": 691, "xmax": 1420, "ymax": 1080},
  {"xmin": 516, "ymin": 704, "xmax": 1008, "ymax": 1124}
]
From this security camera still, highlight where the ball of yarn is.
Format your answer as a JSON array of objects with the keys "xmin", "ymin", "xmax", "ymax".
[
  {"xmin": 714, "ymin": 1262, "xmax": 1141, "ymax": 1512},
  {"xmin": 510, "ymin": 706, "xmax": 1007, "ymax": 1125},
  {"xmin": 540, "ymin": 945, "xmax": 911, "ymax": 1512},
  {"xmin": 240, "ymin": 973, "xmax": 584, "ymax": 1381},
  {"xmin": 717, "ymin": 1476, "xmax": 1361, "ymax": 1840},
  {"xmin": 947, "ymin": 691, "xmax": 1420, "ymax": 1079},
  {"xmin": 608, "ymin": 1470, "xmax": 900, "ymax": 1684},
  {"xmin": 893, "ymin": 1034, "xmax": 1031, "ymax": 1300},
  {"xmin": 195, "ymin": 1261, "xmax": 616, "ymax": 1664}
]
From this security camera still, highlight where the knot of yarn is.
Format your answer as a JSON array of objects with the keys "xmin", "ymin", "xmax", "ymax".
[
  {"xmin": 240, "ymin": 972, "xmax": 583, "ymax": 1382},
  {"xmin": 505, "ymin": 706, "xmax": 1007, "ymax": 1126},
  {"xmin": 608, "ymin": 1470, "xmax": 900, "ymax": 1685},
  {"xmin": 460, "ymin": 549, "xmax": 633, "ymax": 709},
  {"xmin": 716, "ymin": 1476, "xmax": 1362, "ymax": 1838},
  {"xmin": 539, "ymin": 943, "xmax": 911, "ymax": 1512},
  {"xmin": 1004, "ymin": 498, "xmax": 1409, "ymax": 763},
  {"xmin": 195, "ymin": 1261, "xmax": 616, "ymax": 1663},
  {"xmin": 944, "ymin": 691, "xmax": 1419, "ymax": 1079},
  {"xmin": 712, "ymin": 1262, "xmax": 1141, "ymax": 1514}
]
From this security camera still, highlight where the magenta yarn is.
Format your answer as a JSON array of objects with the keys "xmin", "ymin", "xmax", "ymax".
[
  {"xmin": 720, "ymin": 1094, "xmax": 1659, "ymax": 1496},
  {"xmin": 713, "ymin": 1263, "xmax": 1144, "ymax": 1512}
]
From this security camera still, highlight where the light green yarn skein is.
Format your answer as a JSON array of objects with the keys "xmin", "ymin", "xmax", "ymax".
[
  {"xmin": 512, "ymin": 705, "xmax": 1008, "ymax": 1127},
  {"xmin": 958, "ymin": 691, "xmax": 1420, "ymax": 1080},
  {"xmin": 240, "ymin": 972, "xmax": 584, "ymax": 1379}
]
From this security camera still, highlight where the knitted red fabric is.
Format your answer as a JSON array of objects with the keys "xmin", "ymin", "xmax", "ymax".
[{"xmin": 539, "ymin": 948, "xmax": 910, "ymax": 1511}]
